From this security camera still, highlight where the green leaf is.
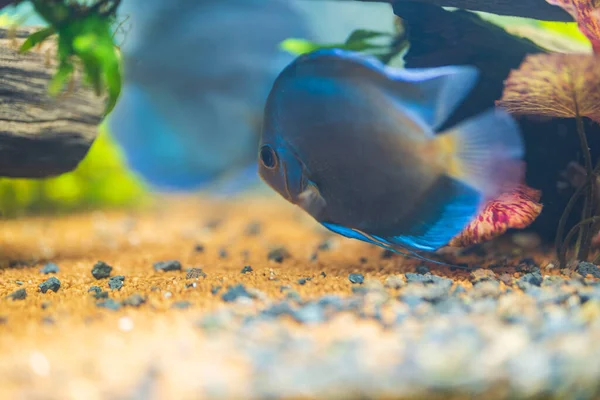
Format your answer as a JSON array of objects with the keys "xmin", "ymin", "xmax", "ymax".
[
  {"xmin": 69, "ymin": 14, "xmax": 122, "ymax": 114},
  {"xmin": 280, "ymin": 38, "xmax": 330, "ymax": 55},
  {"xmin": 280, "ymin": 29, "xmax": 394, "ymax": 59},
  {"xmin": 345, "ymin": 29, "xmax": 391, "ymax": 45},
  {"xmin": 19, "ymin": 26, "xmax": 55, "ymax": 53},
  {"xmin": 48, "ymin": 61, "xmax": 73, "ymax": 95},
  {"xmin": 100, "ymin": 50, "xmax": 121, "ymax": 114},
  {"xmin": 26, "ymin": 3, "xmax": 123, "ymax": 115}
]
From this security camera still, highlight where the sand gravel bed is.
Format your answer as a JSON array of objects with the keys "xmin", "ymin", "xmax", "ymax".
[{"xmin": 0, "ymin": 195, "xmax": 598, "ymax": 399}]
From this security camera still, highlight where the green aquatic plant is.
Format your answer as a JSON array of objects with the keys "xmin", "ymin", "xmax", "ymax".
[
  {"xmin": 497, "ymin": 0, "xmax": 600, "ymax": 267},
  {"xmin": 281, "ymin": 28, "xmax": 407, "ymax": 64},
  {"xmin": 0, "ymin": 124, "xmax": 148, "ymax": 218},
  {"xmin": 3, "ymin": 0, "xmax": 123, "ymax": 114}
]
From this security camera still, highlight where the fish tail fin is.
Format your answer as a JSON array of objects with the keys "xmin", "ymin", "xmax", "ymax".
[{"xmin": 433, "ymin": 108, "xmax": 525, "ymax": 201}]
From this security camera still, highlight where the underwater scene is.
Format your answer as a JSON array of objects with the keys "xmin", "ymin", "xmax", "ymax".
[{"xmin": 1, "ymin": 0, "xmax": 600, "ymax": 398}]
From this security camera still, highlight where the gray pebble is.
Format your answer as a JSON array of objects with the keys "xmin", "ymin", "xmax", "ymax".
[
  {"xmin": 286, "ymin": 290, "xmax": 303, "ymax": 303},
  {"xmin": 222, "ymin": 284, "xmax": 252, "ymax": 302},
  {"xmin": 516, "ymin": 257, "xmax": 540, "ymax": 273},
  {"xmin": 317, "ymin": 295, "xmax": 343, "ymax": 309},
  {"xmin": 536, "ymin": 289, "xmax": 572, "ymax": 305},
  {"xmin": 91, "ymin": 261, "xmax": 113, "ymax": 279},
  {"xmin": 94, "ymin": 291, "xmax": 109, "ymax": 299},
  {"xmin": 384, "ymin": 275, "xmax": 405, "ymax": 289},
  {"xmin": 472, "ymin": 280, "xmax": 501, "ymax": 298},
  {"xmin": 297, "ymin": 278, "xmax": 311, "ymax": 285},
  {"xmin": 122, "ymin": 294, "xmax": 146, "ymax": 307},
  {"xmin": 245, "ymin": 222, "xmax": 261, "ymax": 236},
  {"xmin": 108, "ymin": 276, "xmax": 125, "ymax": 291},
  {"xmin": 186, "ymin": 268, "xmax": 207, "ymax": 279},
  {"xmin": 352, "ymin": 286, "xmax": 369, "ymax": 295},
  {"xmin": 171, "ymin": 301, "xmax": 192, "ymax": 309},
  {"xmin": 39, "ymin": 277, "xmax": 61, "ymax": 293},
  {"xmin": 400, "ymin": 294, "xmax": 424, "ymax": 308},
  {"xmin": 153, "ymin": 260, "xmax": 182, "ymax": 272},
  {"xmin": 415, "ymin": 265, "xmax": 430, "ymax": 274},
  {"xmin": 406, "ymin": 274, "xmax": 454, "ymax": 293},
  {"xmin": 470, "ymin": 269, "xmax": 497, "ymax": 284},
  {"xmin": 268, "ymin": 247, "xmax": 290, "ymax": 263},
  {"xmin": 542, "ymin": 276, "xmax": 565, "ymax": 287},
  {"xmin": 317, "ymin": 239, "xmax": 332, "ymax": 251},
  {"xmin": 453, "ymin": 285, "xmax": 467, "ymax": 295},
  {"xmin": 96, "ymin": 299, "xmax": 121, "ymax": 311},
  {"xmin": 7, "ymin": 288, "xmax": 26, "ymax": 301},
  {"xmin": 40, "ymin": 262, "xmax": 59, "ymax": 275},
  {"xmin": 348, "ymin": 274, "xmax": 364, "ymax": 284},
  {"xmin": 577, "ymin": 262, "xmax": 600, "ymax": 278},
  {"xmin": 401, "ymin": 281, "xmax": 450, "ymax": 303},
  {"xmin": 88, "ymin": 286, "xmax": 102, "ymax": 294},
  {"xmin": 517, "ymin": 272, "xmax": 543, "ymax": 290},
  {"xmin": 241, "ymin": 266, "xmax": 253, "ymax": 274},
  {"xmin": 261, "ymin": 302, "xmax": 295, "ymax": 319},
  {"xmin": 292, "ymin": 303, "xmax": 326, "ymax": 324}
]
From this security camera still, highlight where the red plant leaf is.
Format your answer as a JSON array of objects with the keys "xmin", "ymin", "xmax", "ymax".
[
  {"xmin": 448, "ymin": 184, "xmax": 543, "ymax": 247},
  {"xmin": 497, "ymin": 53, "xmax": 600, "ymax": 123},
  {"xmin": 547, "ymin": 0, "xmax": 600, "ymax": 52}
]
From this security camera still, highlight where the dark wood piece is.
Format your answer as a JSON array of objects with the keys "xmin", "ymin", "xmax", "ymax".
[
  {"xmin": 346, "ymin": 0, "xmax": 572, "ymax": 21},
  {"xmin": 0, "ymin": 27, "xmax": 104, "ymax": 178}
]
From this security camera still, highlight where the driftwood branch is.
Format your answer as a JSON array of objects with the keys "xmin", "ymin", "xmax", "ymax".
[
  {"xmin": 0, "ymin": 0, "xmax": 15, "ymax": 10},
  {"xmin": 0, "ymin": 27, "xmax": 104, "ymax": 178}
]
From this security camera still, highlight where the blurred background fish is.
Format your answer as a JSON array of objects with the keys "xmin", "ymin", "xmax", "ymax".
[
  {"xmin": 107, "ymin": 0, "xmax": 397, "ymax": 192},
  {"xmin": 1, "ymin": 0, "xmax": 396, "ymax": 193},
  {"xmin": 258, "ymin": 49, "xmax": 524, "ymax": 253}
]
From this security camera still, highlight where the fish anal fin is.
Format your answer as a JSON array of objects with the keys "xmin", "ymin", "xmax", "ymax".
[{"xmin": 378, "ymin": 175, "xmax": 482, "ymax": 251}]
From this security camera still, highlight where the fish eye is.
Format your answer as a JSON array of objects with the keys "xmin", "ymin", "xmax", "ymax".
[{"xmin": 260, "ymin": 145, "xmax": 278, "ymax": 169}]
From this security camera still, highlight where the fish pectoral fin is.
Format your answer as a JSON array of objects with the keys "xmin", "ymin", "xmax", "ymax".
[
  {"xmin": 321, "ymin": 222, "xmax": 401, "ymax": 249},
  {"xmin": 434, "ymin": 108, "xmax": 524, "ymax": 201},
  {"xmin": 297, "ymin": 182, "xmax": 326, "ymax": 217}
]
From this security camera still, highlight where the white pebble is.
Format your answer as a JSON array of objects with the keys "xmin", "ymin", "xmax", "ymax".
[
  {"xmin": 29, "ymin": 352, "xmax": 50, "ymax": 377},
  {"xmin": 118, "ymin": 317, "xmax": 134, "ymax": 332}
]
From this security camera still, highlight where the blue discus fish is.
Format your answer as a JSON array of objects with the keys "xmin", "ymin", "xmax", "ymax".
[
  {"xmin": 107, "ymin": 0, "xmax": 309, "ymax": 191},
  {"xmin": 258, "ymin": 49, "xmax": 524, "ymax": 253}
]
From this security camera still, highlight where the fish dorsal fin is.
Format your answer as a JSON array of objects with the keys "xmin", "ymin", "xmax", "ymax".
[
  {"xmin": 384, "ymin": 65, "xmax": 480, "ymax": 132},
  {"xmin": 289, "ymin": 49, "xmax": 480, "ymax": 132}
]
